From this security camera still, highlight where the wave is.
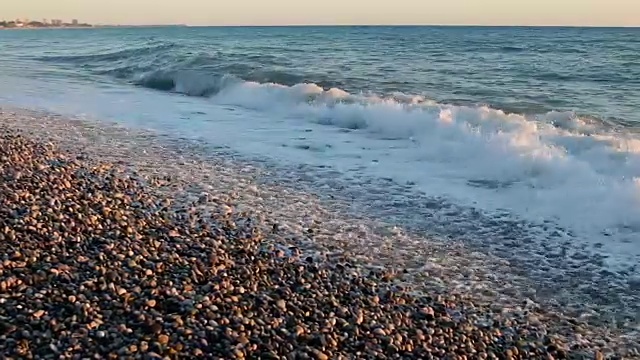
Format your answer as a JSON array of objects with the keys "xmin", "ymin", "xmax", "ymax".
[
  {"xmin": 134, "ymin": 70, "xmax": 239, "ymax": 97},
  {"xmin": 127, "ymin": 61, "xmax": 357, "ymax": 98},
  {"xmin": 9, "ymin": 51, "xmax": 640, "ymax": 249},
  {"xmin": 120, "ymin": 72, "xmax": 640, "ymax": 242},
  {"xmin": 192, "ymin": 79, "xmax": 640, "ymax": 235},
  {"xmin": 103, "ymin": 53, "xmax": 638, "ymax": 145},
  {"xmin": 34, "ymin": 42, "xmax": 638, "ymax": 122},
  {"xmin": 35, "ymin": 42, "xmax": 178, "ymax": 64},
  {"xmin": 30, "ymin": 43, "xmax": 640, "ymax": 236},
  {"xmin": 37, "ymin": 42, "xmax": 353, "ymax": 97}
]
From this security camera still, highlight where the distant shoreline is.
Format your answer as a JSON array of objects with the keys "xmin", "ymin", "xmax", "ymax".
[
  {"xmin": 0, "ymin": 24, "xmax": 637, "ymax": 30},
  {"xmin": 0, "ymin": 26, "xmax": 92, "ymax": 30},
  {"xmin": 0, "ymin": 25, "xmax": 188, "ymax": 30}
]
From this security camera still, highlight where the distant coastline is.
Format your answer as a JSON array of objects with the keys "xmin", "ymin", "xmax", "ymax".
[
  {"xmin": 1, "ymin": 21, "xmax": 636, "ymax": 30},
  {"xmin": 0, "ymin": 19, "xmax": 92, "ymax": 29},
  {"xmin": 0, "ymin": 26, "xmax": 93, "ymax": 30},
  {"xmin": 0, "ymin": 22, "xmax": 189, "ymax": 30}
]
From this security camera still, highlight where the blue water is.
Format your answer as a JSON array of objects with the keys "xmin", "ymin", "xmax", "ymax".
[
  {"xmin": 2, "ymin": 26, "xmax": 640, "ymax": 270},
  {"xmin": 3, "ymin": 26, "xmax": 639, "ymax": 123}
]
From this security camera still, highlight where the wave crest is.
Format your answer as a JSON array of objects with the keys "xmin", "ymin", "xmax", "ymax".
[
  {"xmin": 135, "ymin": 70, "xmax": 240, "ymax": 97},
  {"xmin": 36, "ymin": 42, "xmax": 177, "ymax": 64}
]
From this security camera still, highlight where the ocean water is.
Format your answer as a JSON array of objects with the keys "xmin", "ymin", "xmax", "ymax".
[{"xmin": 1, "ymin": 26, "xmax": 640, "ymax": 271}]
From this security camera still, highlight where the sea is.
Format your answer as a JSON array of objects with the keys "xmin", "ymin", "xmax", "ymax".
[{"xmin": 1, "ymin": 26, "xmax": 640, "ymax": 272}]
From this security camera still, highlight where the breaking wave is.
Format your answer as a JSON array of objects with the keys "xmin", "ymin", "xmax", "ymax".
[{"xmin": 30, "ymin": 39, "xmax": 640, "ymax": 241}]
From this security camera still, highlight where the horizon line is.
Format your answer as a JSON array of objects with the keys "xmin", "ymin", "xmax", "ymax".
[{"xmin": 91, "ymin": 23, "xmax": 640, "ymax": 28}]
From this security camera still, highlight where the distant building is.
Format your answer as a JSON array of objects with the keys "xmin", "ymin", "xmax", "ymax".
[{"xmin": 0, "ymin": 17, "xmax": 92, "ymax": 28}]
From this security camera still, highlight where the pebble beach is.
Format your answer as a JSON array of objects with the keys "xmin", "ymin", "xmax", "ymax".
[{"xmin": 1, "ymin": 108, "xmax": 639, "ymax": 359}]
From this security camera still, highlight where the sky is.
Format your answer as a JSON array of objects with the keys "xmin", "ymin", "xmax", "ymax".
[{"xmin": 1, "ymin": 0, "xmax": 638, "ymax": 27}]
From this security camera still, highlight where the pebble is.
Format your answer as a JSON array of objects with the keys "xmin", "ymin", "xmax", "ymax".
[
  {"xmin": 311, "ymin": 348, "xmax": 329, "ymax": 360},
  {"xmin": 158, "ymin": 334, "xmax": 169, "ymax": 345},
  {"xmin": 0, "ymin": 130, "xmax": 619, "ymax": 358}
]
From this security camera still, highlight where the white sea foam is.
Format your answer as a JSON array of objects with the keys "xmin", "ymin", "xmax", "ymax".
[{"xmin": 206, "ymin": 80, "xmax": 640, "ymax": 235}]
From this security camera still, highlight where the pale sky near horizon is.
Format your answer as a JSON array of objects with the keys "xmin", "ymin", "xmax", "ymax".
[{"xmin": 1, "ymin": 0, "xmax": 638, "ymax": 27}]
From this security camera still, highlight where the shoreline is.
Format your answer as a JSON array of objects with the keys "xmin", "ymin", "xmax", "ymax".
[
  {"xmin": 3, "ymin": 107, "xmax": 637, "ymax": 328},
  {"xmin": 0, "ymin": 26, "xmax": 94, "ymax": 30},
  {"xmin": 1, "ymin": 107, "xmax": 639, "ymax": 357}
]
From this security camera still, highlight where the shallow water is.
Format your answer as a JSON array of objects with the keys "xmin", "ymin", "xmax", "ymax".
[{"xmin": 1, "ymin": 26, "xmax": 640, "ymax": 272}]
